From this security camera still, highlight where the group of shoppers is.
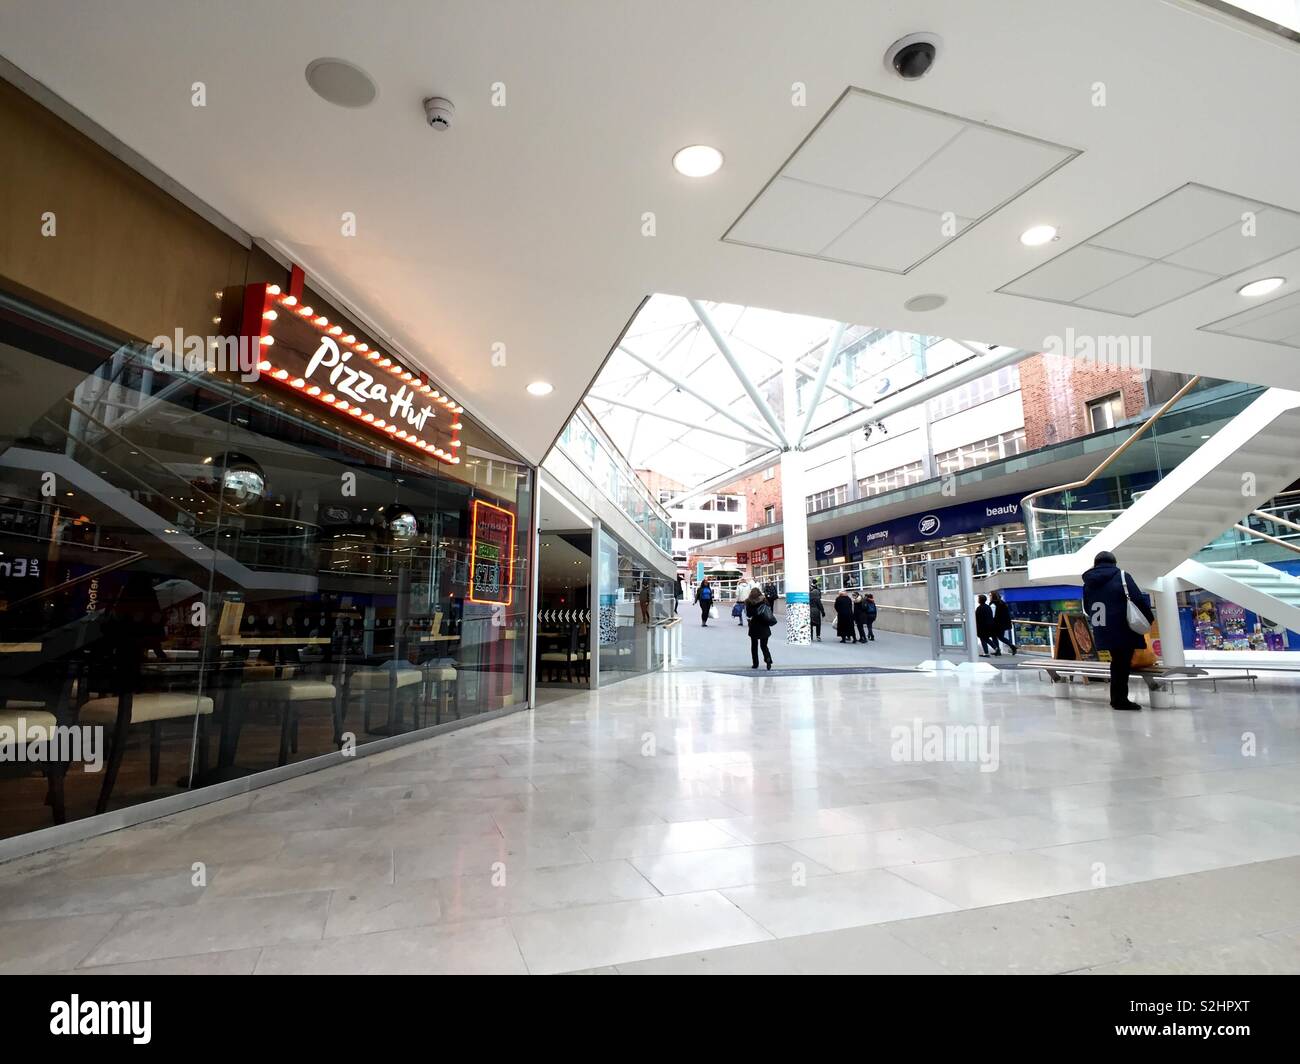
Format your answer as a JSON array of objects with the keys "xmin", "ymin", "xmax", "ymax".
[
  {"xmin": 830, "ymin": 587, "xmax": 876, "ymax": 644},
  {"xmin": 975, "ymin": 590, "xmax": 1017, "ymax": 656}
]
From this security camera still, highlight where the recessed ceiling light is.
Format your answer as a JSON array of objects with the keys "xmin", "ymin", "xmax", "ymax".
[
  {"xmin": 672, "ymin": 145, "xmax": 724, "ymax": 177},
  {"xmin": 903, "ymin": 293, "xmax": 947, "ymax": 312},
  {"xmin": 1237, "ymin": 276, "xmax": 1285, "ymax": 297},
  {"xmin": 526, "ymin": 381, "xmax": 554, "ymax": 397},
  {"xmin": 1019, "ymin": 224, "xmax": 1058, "ymax": 247},
  {"xmin": 305, "ymin": 58, "xmax": 378, "ymax": 108}
]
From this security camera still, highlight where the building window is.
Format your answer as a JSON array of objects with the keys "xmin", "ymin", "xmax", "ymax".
[
  {"xmin": 688, "ymin": 522, "xmax": 707, "ymax": 540},
  {"xmin": 764, "ymin": 505, "xmax": 776, "ymax": 524},
  {"xmin": 657, "ymin": 489, "xmax": 674, "ymax": 504},
  {"xmin": 725, "ymin": 496, "xmax": 740, "ymax": 512},
  {"xmin": 673, "ymin": 522, "xmax": 687, "ymax": 538},
  {"xmin": 927, "ymin": 365, "xmax": 1021, "ymax": 420},
  {"xmin": 805, "ymin": 484, "xmax": 848, "ymax": 513},
  {"xmin": 716, "ymin": 523, "xmax": 734, "ymax": 538},
  {"xmin": 857, "ymin": 460, "xmax": 927, "ymax": 498},
  {"xmin": 1087, "ymin": 392, "xmax": 1125, "ymax": 432},
  {"xmin": 762, "ymin": 466, "xmax": 776, "ymax": 481},
  {"xmin": 934, "ymin": 429, "xmax": 1027, "ymax": 476}
]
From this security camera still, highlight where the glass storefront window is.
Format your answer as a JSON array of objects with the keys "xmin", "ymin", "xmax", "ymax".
[{"xmin": 0, "ymin": 290, "xmax": 532, "ymax": 841}]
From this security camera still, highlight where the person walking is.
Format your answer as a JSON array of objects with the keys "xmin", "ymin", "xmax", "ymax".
[
  {"xmin": 989, "ymin": 590, "xmax": 1016, "ymax": 655},
  {"xmin": 673, "ymin": 574, "xmax": 683, "ymax": 615},
  {"xmin": 852, "ymin": 592, "xmax": 870, "ymax": 645},
  {"xmin": 1082, "ymin": 550, "xmax": 1154, "ymax": 711},
  {"xmin": 763, "ymin": 579, "xmax": 778, "ymax": 613},
  {"xmin": 864, "ymin": 593, "xmax": 878, "ymax": 641},
  {"xmin": 975, "ymin": 594, "xmax": 998, "ymax": 656},
  {"xmin": 735, "ymin": 575, "xmax": 752, "ymax": 621},
  {"xmin": 834, "ymin": 589, "xmax": 856, "ymax": 643},
  {"xmin": 744, "ymin": 586, "xmax": 775, "ymax": 670},
  {"xmin": 694, "ymin": 577, "xmax": 714, "ymax": 627},
  {"xmin": 809, "ymin": 581, "xmax": 826, "ymax": 642}
]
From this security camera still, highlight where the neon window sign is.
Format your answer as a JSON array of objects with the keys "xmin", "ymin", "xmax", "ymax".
[{"xmin": 468, "ymin": 499, "xmax": 516, "ymax": 606}]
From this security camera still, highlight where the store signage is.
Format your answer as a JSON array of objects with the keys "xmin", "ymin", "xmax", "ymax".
[
  {"xmin": 815, "ymin": 536, "xmax": 845, "ymax": 560},
  {"xmin": 847, "ymin": 492, "xmax": 1027, "ymax": 552},
  {"xmin": 750, "ymin": 547, "xmax": 771, "ymax": 565},
  {"xmin": 735, "ymin": 551, "xmax": 749, "ymax": 565},
  {"xmin": 239, "ymin": 275, "xmax": 464, "ymax": 465},
  {"xmin": 772, "ymin": 545, "xmax": 785, "ymax": 563},
  {"xmin": 469, "ymin": 499, "xmax": 516, "ymax": 606}
]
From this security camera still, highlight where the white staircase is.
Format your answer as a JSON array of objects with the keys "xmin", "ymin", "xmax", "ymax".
[
  {"xmin": 1029, "ymin": 388, "xmax": 1300, "ymax": 586},
  {"xmin": 1172, "ymin": 558, "xmax": 1300, "ymax": 635}
]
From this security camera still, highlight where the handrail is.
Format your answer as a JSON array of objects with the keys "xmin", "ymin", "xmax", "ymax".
[
  {"xmin": 1020, "ymin": 374, "xmax": 1203, "ymax": 515},
  {"xmin": 1253, "ymin": 509, "xmax": 1300, "ymax": 536},
  {"xmin": 1233, "ymin": 524, "xmax": 1300, "ymax": 556}
]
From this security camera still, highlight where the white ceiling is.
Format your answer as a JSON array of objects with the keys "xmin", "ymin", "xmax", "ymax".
[{"xmin": 3, "ymin": 0, "xmax": 1300, "ymax": 464}]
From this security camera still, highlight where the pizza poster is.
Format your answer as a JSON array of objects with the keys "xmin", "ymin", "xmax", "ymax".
[{"xmin": 469, "ymin": 499, "xmax": 515, "ymax": 606}]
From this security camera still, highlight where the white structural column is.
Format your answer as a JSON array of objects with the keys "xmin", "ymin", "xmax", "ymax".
[
  {"xmin": 779, "ymin": 448, "xmax": 811, "ymax": 645},
  {"xmin": 1152, "ymin": 578, "xmax": 1185, "ymax": 667}
]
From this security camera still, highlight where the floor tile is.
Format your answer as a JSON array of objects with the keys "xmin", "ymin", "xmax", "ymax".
[
  {"xmin": 509, "ymin": 892, "xmax": 772, "ymax": 974},
  {"xmin": 722, "ymin": 869, "xmax": 957, "ymax": 938}
]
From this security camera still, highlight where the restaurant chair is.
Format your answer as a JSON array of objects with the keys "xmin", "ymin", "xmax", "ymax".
[
  {"xmin": 78, "ymin": 686, "xmax": 213, "ymax": 814},
  {"xmin": 349, "ymin": 662, "xmax": 424, "ymax": 733},
  {"xmin": 238, "ymin": 662, "xmax": 341, "ymax": 766}
]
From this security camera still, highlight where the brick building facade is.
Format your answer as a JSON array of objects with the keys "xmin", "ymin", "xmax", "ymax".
[{"xmin": 1017, "ymin": 355, "xmax": 1149, "ymax": 450}]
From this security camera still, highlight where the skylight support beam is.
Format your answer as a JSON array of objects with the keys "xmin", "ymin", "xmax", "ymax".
[
  {"xmin": 587, "ymin": 392, "xmax": 777, "ymax": 448},
  {"xmin": 616, "ymin": 344, "xmax": 780, "ymax": 447},
  {"xmin": 795, "ymin": 322, "xmax": 847, "ymax": 446},
  {"xmin": 689, "ymin": 299, "xmax": 791, "ymax": 450}
]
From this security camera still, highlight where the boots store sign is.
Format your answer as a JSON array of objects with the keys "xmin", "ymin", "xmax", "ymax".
[
  {"xmin": 231, "ymin": 268, "xmax": 464, "ymax": 465},
  {"xmin": 846, "ymin": 492, "xmax": 1025, "ymax": 552}
]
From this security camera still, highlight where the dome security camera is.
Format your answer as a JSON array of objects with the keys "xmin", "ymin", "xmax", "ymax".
[
  {"xmin": 423, "ymin": 96, "xmax": 454, "ymax": 130},
  {"xmin": 884, "ymin": 32, "xmax": 941, "ymax": 80}
]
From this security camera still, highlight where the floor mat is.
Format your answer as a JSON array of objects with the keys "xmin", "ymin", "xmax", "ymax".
[{"xmin": 704, "ymin": 666, "xmax": 914, "ymax": 677}]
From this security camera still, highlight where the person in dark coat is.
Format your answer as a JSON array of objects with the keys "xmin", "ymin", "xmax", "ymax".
[
  {"xmin": 744, "ymin": 587, "xmax": 774, "ymax": 670},
  {"xmin": 833, "ymin": 590, "xmax": 856, "ymax": 643},
  {"xmin": 673, "ymin": 574, "xmax": 683, "ymax": 615},
  {"xmin": 975, "ymin": 594, "xmax": 998, "ymax": 656},
  {"xmin": 809, "ymin": 582, "xmax": 826, "ymax": 642},
  {"xmin": 852, "ymin": 592, "xmax": 870, "ymax": 645},
  {"xmin": 864, "ymin": 593, "xmax": 878, "ymax": 641},
  {"xmin": 763, "ymin": 581, "xmax": 778, "ymax": 613},
  {"xmin": 989, "ymin": 590, "xmax": 1016, "ymax": 655},
  {"xmin": 693, "ymin": 577, "xmax": 714, "ymax": 627},
  {"xmin": 1082, "ymin": 551, "xmax": 1154, "ymax": 711}
]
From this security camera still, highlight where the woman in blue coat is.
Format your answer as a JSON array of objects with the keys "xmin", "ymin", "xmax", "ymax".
[{"xmin": 1082, "ymin": 551, "xmax": 1154, "ymax": 711}]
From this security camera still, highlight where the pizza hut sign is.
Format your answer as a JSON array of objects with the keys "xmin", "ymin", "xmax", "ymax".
[{"xmin": 236, "ymin": 273, "xmax": 465, "ymax": 465}]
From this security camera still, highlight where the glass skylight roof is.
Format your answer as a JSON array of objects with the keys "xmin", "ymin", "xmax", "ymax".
[{"xmin": 584, "ymin": 294, "xmax": 992, "ymax": 489}]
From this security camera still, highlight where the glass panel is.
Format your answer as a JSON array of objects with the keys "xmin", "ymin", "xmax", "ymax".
[{"xmin": 0, "ymin": 289, "xmax": 532, "ymax": 841}]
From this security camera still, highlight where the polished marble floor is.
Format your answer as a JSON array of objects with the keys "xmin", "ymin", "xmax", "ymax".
[{"xmin": 2, "ymin": 667, "xmax": 1299, "ymax": 974}]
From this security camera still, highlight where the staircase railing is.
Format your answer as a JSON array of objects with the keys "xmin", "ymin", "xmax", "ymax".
[{"xmin": 1021, "ymin": 375, "xmax": 1202, "ymax": 559}]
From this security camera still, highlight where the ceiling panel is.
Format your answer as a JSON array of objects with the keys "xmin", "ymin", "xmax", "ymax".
[
  {"xmin": 727, "ymin": 177, "xmax": 875, "ymax": 254},
  {"xmin": 782, "ymin": 91, "xmax": 963, "ymax": 198},
  {"xmin": 823, "ymin": 201, "xmax": 970, "ymax": 270},
  {"xmin": 1000, "ymin": 183, "xmax": 1300, "ymax": 316},
  {"xmin": 1001, "ymin": 244, "xmax": 1146, "ymax": 302},
  {"xmin": 1200, "ymin": 288, "xmax": 1300, "ymax": 350},
  {"xmin": 1166, "ymin": 208, "xmax": 1300, "ymax": 274},
  {"xmin": 1076, "ymin": 260, "xmax": 1218, "ymax": 315},
  {"xmin": 727, "ymin": 88, "xmax": 1078, "ymax": 275},
  {"xmin": 890, "ymin": 126, "xmax": 1073, "ymax": 218},
  {"xmin": 1089, "ymin": 185, "xmax": 1255, "ymax": 258}
]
